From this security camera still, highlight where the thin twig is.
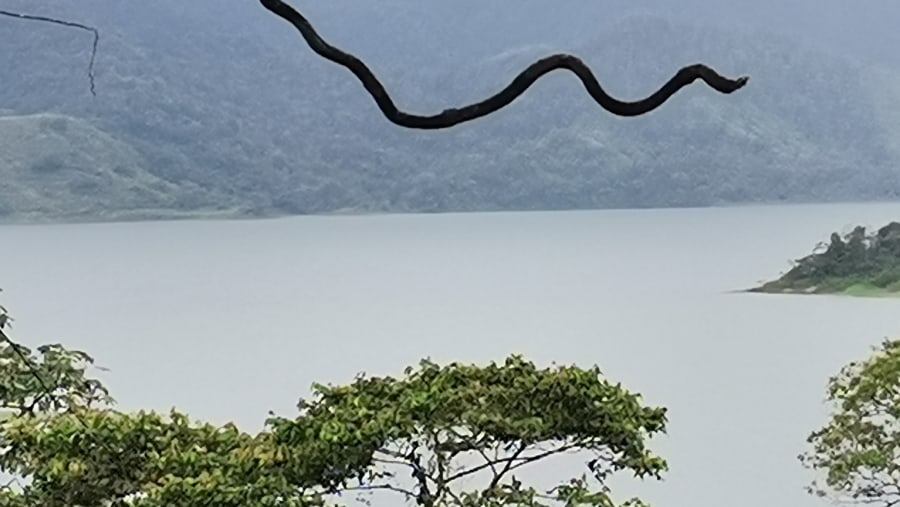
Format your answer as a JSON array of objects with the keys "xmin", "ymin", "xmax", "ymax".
[{"xmin": 0, "ymin": 9, "xmax": 99, "ymax": 96}]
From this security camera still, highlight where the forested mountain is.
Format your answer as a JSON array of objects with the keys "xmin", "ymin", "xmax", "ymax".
[{"xmin": 2, "ymin": 0, "xmax": 899, "ymax": 221}]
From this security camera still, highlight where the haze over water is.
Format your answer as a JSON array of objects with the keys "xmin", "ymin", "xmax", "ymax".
[{"xmin": 3, "ymin": 202, "xmax": 900, "ymax": 507}]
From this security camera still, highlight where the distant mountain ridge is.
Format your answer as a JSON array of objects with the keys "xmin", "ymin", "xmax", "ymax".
[{"xmin": 1, "ymin": 0, "xmax": 899, "ymax": 221}]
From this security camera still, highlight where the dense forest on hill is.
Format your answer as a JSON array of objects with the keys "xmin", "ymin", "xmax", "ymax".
[{"xmin": 2, "ymin": 0, "xmax": 900, "ymax": 221}]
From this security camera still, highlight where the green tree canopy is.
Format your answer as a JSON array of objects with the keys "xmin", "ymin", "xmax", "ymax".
[
  {"xmin": 269, "ymin": 355, "xmax": 668, "ymax": 507},
  {"xmin": 2, "ymin": 289, "xmax": 667, "ymax": 507},
  {"xmin": 1, "ymin": 319, "xmax": 667, "ymax": 506},
  {"xmin": 799, "ymin": 338, "xmax": 900, "ymax": 507}
]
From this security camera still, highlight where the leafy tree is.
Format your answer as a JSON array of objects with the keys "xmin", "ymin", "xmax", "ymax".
[
  {"xmin": 0, "ymin": 294, "xmax": 312, "ymax": 506},
  {"xmin": 1, "ymin": 409, "xmax": 313, "ymax": 507},
  {"xmin": 2, "ymin": 295, "xmax": 108, "ymax": 423},
  {"xmin": 799, "ymin": 339, "xmax": 900, "ymax": 507},
  {"xmin": 268, "ymin": 355, "xmax": 668, "ymax": 507},
  {"xmin": 2, "ymin": 1, "xmax": 747, "ymax": 128},
  {"xmin": 1, "ymin": 296, "xmax": 668, "ymax": 507},
  {"xmin": 0, "ymin": 340, "xmax": 110, "ymax": 420}
]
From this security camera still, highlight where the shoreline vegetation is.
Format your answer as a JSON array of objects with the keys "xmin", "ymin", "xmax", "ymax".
[{"xmin": 749, "ymin": 221, "xmax": 900, "ymax": 297}]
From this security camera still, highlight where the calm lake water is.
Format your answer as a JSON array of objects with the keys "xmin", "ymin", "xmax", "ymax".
[{"xmin": 3, "ymin": 202, "xmax": 900, "ymax": 507}]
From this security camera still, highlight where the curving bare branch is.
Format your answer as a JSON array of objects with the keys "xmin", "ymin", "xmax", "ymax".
[
  {"xmin": 259, "ymin": 0, "xmax": 749, "ymax": 129},
  {"xmin": 0, "ymin": 9, "xmax": 99, "ymax": 96}
]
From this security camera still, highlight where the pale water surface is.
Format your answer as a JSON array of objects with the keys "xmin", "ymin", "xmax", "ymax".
[{"xmin": 3, "ymin": 202, "xmax": 900, "ymax": 507}]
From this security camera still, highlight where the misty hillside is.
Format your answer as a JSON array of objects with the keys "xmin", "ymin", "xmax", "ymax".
[{"xmin": 2, "ymin": 0, "xmax": 900, "ymax": 221}]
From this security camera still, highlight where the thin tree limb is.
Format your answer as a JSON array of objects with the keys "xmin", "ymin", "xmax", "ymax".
[
  {"xmin": 259, "ymin": 0, "xmax": 749, "ymax": 129},
  {"xmin": 488, "ymin": 443, "xmax": 527, "ymax": 490},
  {"xmin": 0, "ymin": 9, "xmax": 99, "ymax": 96},
  {"xmin": 341, "ymin": 483, "xmax": 418, "ymax": 499},
  {"xmin": 443, "ymin": 442, "xmax": 582, "ymax": 484},
  {"xmin": 446, "ymin": 428, "xmax": 497, "ymax": 478}
]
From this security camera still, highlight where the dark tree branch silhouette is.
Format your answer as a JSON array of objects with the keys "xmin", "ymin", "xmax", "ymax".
[
  {"xmin": 3, "ymin": 2, "xmax": 749, "ymax": 127},
  {"xmin": 0, "ymin": 9, "xmax": 99, "ymax": 96},
  {"xmin": 259, "ymin": 0, "xmax": 749, "ymax": 129}
]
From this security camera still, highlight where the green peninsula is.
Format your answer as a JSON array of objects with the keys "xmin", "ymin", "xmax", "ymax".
[{"xmin": 751, "ymin": 221, "xmax": 900, "ymax": 297}]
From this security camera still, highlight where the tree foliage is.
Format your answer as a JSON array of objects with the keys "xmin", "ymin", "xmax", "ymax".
[
  {"xmin": 799, "ymin": 339, "xmax": 900, "ymax": 507},
  {"xmin": 270, "ymin": 355, "xmax": 668, "ymax": 507},
  {"xmin": 0, "ymin": 293, "xmax": 668, "ymax": 507},
  {"xmin": 0, "ymin": 295, "xmax": 306, "ymax": 507},
  {"xmin": 0, "ymin": 341, "xmax": 110, "ymax": 420},
  {"xmin": 1, "ymin": 409, "xmax": 308, "ymax": 507},
  {"xmin": 753, "ymin": 221, "xmax": 900, "ymax": 294}
]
